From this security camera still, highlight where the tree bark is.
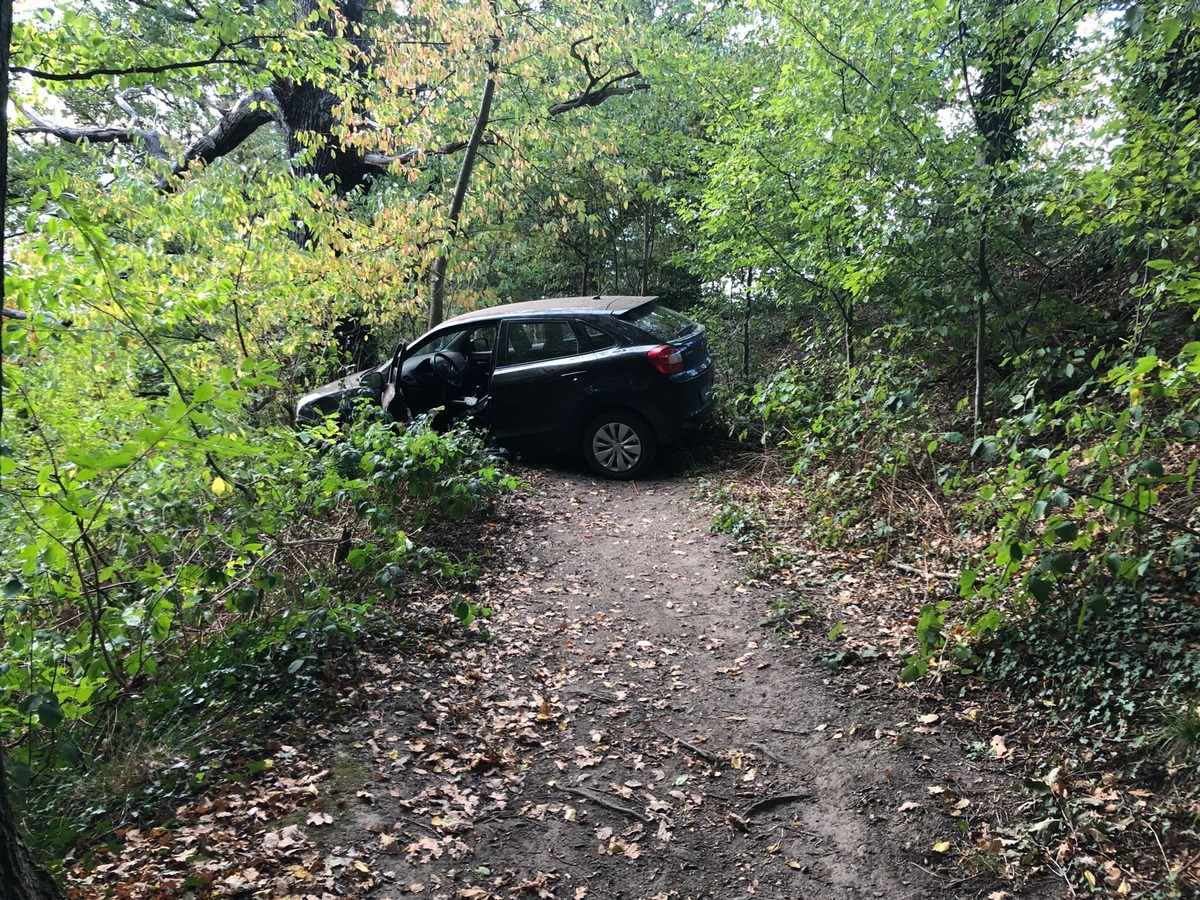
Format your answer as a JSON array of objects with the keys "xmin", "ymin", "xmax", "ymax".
[
  {"xmin": 275, "ymin": 0, "xmax": 373, "ymax": 195},
  {"xmin": 162, "ymin": 90, "xmax": 279, "ymax": 187},
  {"xmin": 743, "ymin": 285, "xmax": 752, "ymax": 379},
  {"xmin": 13, "ymin": 104, "xmax": 168, "ymax": 159}
]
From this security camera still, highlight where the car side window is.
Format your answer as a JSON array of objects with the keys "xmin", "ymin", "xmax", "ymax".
[
  {"xmin": 574, "ymin": 321, "xmax": 617, "ymax": 352},
  {"xmin": 503, "ymin": 320, "xmax": 579, "ymax": 365},
  {"xmin": 467, "ymin": 326, "xmax": 496, "ymax": 354}
]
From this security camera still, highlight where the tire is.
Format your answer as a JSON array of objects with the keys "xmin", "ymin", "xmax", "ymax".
[{"xmin": 582, "ymin": 410, "xmax": 657, "ymax": 480}]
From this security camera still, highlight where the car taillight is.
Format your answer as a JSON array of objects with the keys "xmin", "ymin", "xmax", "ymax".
[{"xmin": 648, "ymin": 344, "xmax": 684, "ymax": 375}]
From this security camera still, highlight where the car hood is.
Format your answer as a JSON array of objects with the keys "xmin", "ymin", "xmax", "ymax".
[{"xmin": 295, "ymin": 366, "xmax": 384, "ymax": 423}]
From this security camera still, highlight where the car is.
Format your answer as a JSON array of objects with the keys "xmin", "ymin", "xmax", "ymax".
[{"xmin": 296, "ymin": 295, "xmax": 715, "ymax": 479}]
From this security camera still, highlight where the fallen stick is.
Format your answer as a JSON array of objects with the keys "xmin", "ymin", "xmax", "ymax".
[
  {"xmin": 564, "ymin": 687, "xmax": 617, "ymax": 703},
  {"xmin": 653, "ymin": 726, "xmax": 721, "ymax": 764},
  {"xmin": 560, "ymin": 785, "xmax": 650, "ymax": 823},
  {"xmin": 747, "ymin": 741, "xmax": 785, "ymax": 764}
]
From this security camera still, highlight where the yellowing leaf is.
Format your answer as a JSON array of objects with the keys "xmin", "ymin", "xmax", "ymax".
[{"xmin": 211, "ymin": 476, "xmax": 228, "ymax": 495}]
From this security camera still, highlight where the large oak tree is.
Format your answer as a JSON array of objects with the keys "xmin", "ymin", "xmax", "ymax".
[{"xmin": 10, "ymin": 0, "xmax": 650, "ymax": 349}]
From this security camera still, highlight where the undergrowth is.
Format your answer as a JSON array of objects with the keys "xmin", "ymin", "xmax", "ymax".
[
  {"xmin": 702, "ymin": 303, "xmax": 1200, "ymax": 895},
  {"xmin": 1, "ymin": 403, "xmax": 519, "ymax": 858}
]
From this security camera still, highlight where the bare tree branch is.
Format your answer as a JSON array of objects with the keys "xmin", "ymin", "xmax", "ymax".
[
  {"xmin": 13, "ymin": 103, "xmax": 169, "ymax": 159},
  {"xmin": 360, "ymin": 137, "xmax": 498, "ymax": 175},
  {"xmin": 157, "ymin": 88, "xmax": 279, "ymax": 188},
  {"xmin": 112, "ymin": 88, "xmax": 147, "ymax": 125},
  {"xmin": 547, "ymin": 71, "xmax": 648, "ymax": 116},
  {"xmin": 12, "ymin": 53, "xmax": 256, "ymax": 82}
]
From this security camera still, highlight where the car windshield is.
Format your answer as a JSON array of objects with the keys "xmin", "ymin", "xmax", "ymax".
[
  {"xmin": 408, "ymin": 329, "xmax": 465, "ymax": 357},
  {"xmin": 622, "ymin": 302, "xmax": 701, "ymax": 341}
]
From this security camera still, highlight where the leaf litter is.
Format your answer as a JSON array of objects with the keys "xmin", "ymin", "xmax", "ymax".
[{"xmin": 63, "ymin": 464, "xmax": 1058, "ymax": 899}]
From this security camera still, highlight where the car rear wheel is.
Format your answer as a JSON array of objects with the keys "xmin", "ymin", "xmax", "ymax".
[{"xmin": 583, "ymin": 410, "xmax": 657, "ymax": 479}]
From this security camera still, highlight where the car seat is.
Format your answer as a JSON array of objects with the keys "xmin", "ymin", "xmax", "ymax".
[{"xmin": 507, "ymin": 326, "xmax": 533, "ymax": 363}]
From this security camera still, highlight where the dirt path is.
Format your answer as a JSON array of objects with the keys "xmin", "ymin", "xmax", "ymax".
[{"xmin": 325, "ymin": 466, "xmax": 1037, "ymax": 900}]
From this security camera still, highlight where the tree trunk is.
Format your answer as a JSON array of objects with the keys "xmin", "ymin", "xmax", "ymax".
[
  {"xmin": 274, "ymin": 0, "xmax": 379, "ymax": 363},
  {"xmin": 844, "ymin": 299, "xmax": 855, "ymax": 369},
  {"xmin": 0, "ymin": 750, "xmax": 65, "ymax": 900},
  {"xmin": 429, "ymin": 27, "xmax": 501, "ymax": 330},
  {"xmin": 743, "ymin": 287, "xmax": 752, "ymax": 379},
  {"xmin": 974, "ymin": 228, "xmax": 990, "ymax": 430},
  {"xmin": 2, "ymin": 13, "xmax": 63, "ymax": 870},
  {"xmin": 640, "ymin": 204, "xmax": 654, "ymax": 296},
  {"xmin": 275, "ymin": 0, "xmax": 372, "ymax": 195}
]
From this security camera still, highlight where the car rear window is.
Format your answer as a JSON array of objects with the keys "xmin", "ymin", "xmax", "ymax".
[{"xmin": 621, "ymin": 302, "xmax": 701, "ymax": 342}]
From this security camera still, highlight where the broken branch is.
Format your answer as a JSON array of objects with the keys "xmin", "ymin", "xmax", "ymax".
[{"xmin": 559, "ymin": 785, "xmax": 650, "ymax": 823}]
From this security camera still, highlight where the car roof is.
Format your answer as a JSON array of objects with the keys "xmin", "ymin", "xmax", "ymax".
[{"xmin": 441, "ymin": 295, "xmax": 657, "ymax": 327}]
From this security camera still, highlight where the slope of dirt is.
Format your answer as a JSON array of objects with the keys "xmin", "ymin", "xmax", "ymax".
[{"xmin": 308, "ymin": 464, "xmax": 1055, "ymax": 900}]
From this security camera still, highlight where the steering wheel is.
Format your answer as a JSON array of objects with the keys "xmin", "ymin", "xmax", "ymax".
[{"xmin": 432, "ymin": 351, "xmax": 466, "ymax": 388}]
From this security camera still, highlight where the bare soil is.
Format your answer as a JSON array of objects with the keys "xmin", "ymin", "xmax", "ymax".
[{"xmin": 314, "ymin": 461, "xmax": 1058, "ymax": 900}]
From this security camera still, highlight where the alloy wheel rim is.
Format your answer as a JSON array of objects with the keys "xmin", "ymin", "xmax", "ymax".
[{"xmin": 593, "ymin": 422, "xmax": 642, "ymax": 472}]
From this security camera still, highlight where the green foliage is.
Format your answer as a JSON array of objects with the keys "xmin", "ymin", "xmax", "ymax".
[
  {"xmin": 947, "ymin": 342, "xmax": 1200, "ymax": 633},
  {"xmin": 1156, "ymin": 702, "xmax": 1200, "ymax": 761},
  {"xmin": 709, "ymin": 493, "xmax": 768, "ymax": 544},
  {"xmin": 980, "ymin": 583, "xmax": 1200, "ymax": 752},
  {"xmin": 679, "ymin": 0, "xmax": 1200, "ymax": 700},
  {"xmin": 1, "ymin": 177, "xmax": 518, "ymax": 799}
]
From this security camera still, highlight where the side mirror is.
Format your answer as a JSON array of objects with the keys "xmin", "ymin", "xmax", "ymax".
[{"xmin": 364, "ymin": 371, "xmax": 384, "ymax": 389}]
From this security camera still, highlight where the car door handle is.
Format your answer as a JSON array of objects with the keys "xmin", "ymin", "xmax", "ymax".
[{"xmin": 560, "ymin": 370, "xmax": 587, "ymax": 380}]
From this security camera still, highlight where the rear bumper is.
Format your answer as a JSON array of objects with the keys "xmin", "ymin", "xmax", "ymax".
[{"xmin": 652, "ymin": 368, "xmax": 715, "ymax": 443}]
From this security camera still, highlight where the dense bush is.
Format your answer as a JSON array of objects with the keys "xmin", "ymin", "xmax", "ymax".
[{"xmin": 0, "ymin": 180, "xmax": 518, "ymax": 816}]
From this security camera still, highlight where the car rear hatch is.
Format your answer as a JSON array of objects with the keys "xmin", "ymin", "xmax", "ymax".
[{"xmin": 620, "ymin": 300, "xmax": 711, "ymax": 378}]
